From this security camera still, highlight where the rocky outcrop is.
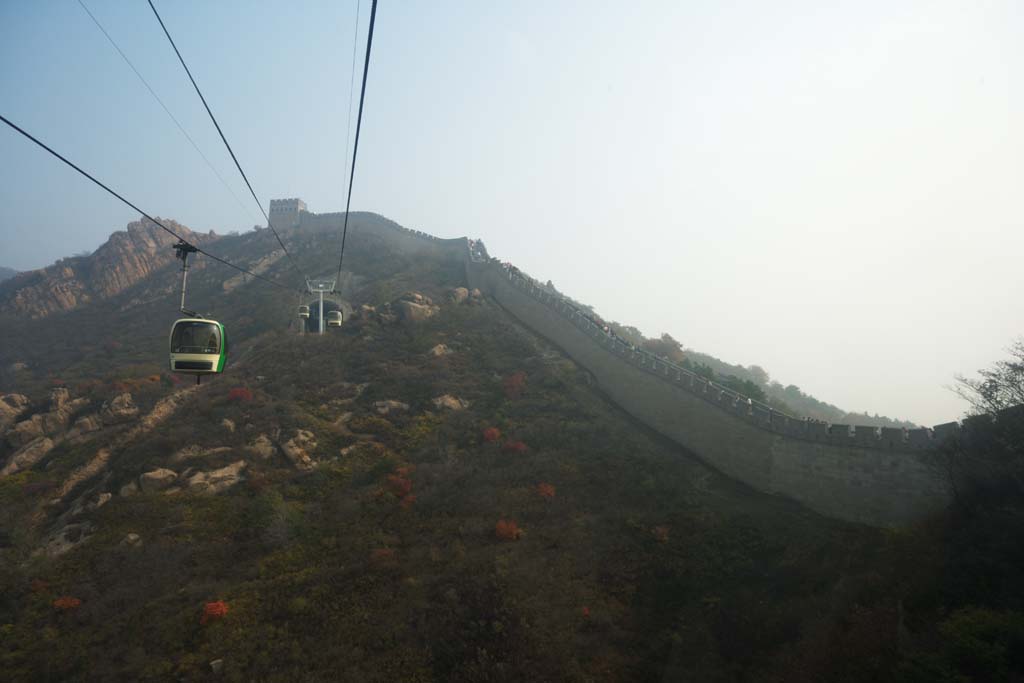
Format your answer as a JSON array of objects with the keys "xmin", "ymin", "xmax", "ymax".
[
  {"xmin": 448, "ymin": 287, "xmax": 469, "ymax": 304},
  {"xmin": 186, "ymin": 460, "xmax": 247, "ymax": 494},
  {"xmin": 0, "ymin": 393, "xmax": 30, "ymax": 431},
  {"xmin": 374, "ymin": 400, "xmax": 410, "ymax": 416},
  {"xmin": 428, "ymin": 344, "xmax": 452, "ymax": 357},
  {"xmin": 395, "ymin": 300, "xmax": 439, "ymax": 323},
  {"xmin": 0, "ymin": 217, "xmax": 208, "ymax": 319},
  {"xmin": 139, "ymin": 468, "xmax": 178, "ymax": 492},
  {"xmin": 248, "ymin": 434, "xmax": 277, "ymax": 460},
  {"xmin": 281, "ymin": 430, "xmax": 318, "ymax": 470},
  {"xmin": 1, "ymin": 437, "xmax": 55, "ymax": 476},
  {"xmin": 432, "ymin": 395, "xmax": 470, "ymax": 411},
  {"xmin": 100, "ymin": 393, "xmax": 139, "ymax": 424},
  {"xmin": 170, "ymin": 444, "xmax": 232, "ymax": 464}
]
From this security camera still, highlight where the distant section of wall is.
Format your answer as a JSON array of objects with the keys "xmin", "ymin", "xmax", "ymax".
[{"xmin": 467, "ymin": 259, "xmax": 950, "ymax": 527}]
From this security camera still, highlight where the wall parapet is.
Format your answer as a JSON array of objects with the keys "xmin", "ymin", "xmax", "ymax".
[
  {"xmin": 496, "ymin": 265, "xmax": 958, "ymax": 453},
  {"xmin": 464, "ymin": 257, "xmax": 951, "ymax": 527}
]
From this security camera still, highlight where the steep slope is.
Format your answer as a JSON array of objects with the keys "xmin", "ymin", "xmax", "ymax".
[{"xmin": 0, "ymin": 218, "xmax": 210, "ymax": 319}]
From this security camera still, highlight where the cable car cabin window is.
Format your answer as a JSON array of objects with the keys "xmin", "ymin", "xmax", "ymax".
[{"xmin": 171, "ymin": 322, "xmax": 221, "ymax": 354}]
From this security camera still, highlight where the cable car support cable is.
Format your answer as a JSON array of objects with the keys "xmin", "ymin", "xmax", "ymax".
[
  {"xmin": 335, "ymin": 0, "xmax": 378, "ymax": 285},
  {"xmin": 76, "ymin": 0, "xmax": 258, "ymax": 225},
  {"xmin": 146, "ymin": 0, "xmax": 304, "ymax": 289},
  {"xmin": 0, "ymin": 113, "xmax": 295, "ymax": 294}
]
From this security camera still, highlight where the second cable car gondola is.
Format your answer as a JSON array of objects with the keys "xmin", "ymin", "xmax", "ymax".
[
  {"xmin": 326, "ymin": 310, "xmax": 343, "ymax": 327},
  {"xmin": 298, "ymin": 304, "xmax": 310, "ymax": 319}
]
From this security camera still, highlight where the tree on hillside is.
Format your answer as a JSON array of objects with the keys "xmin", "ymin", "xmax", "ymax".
[
  {"xmin": 943, "ymin": 339, "xmax": 1024, "ymax": 505},
  {"xmin": 955, "ymin": 339, "xmax": 1024, "ymax": 416},
  {"xmin": 642, "ymin": 333, "xmax": 686, "ymax": 364}
]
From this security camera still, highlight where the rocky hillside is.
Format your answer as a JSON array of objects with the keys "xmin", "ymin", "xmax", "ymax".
[
  {"xmin": 1, "ymin": 214, "xmax": 1019, "ymax": 681},
  {"xmin": 0, "ymin": 218, "xmax": 210, "ymax": 319}
]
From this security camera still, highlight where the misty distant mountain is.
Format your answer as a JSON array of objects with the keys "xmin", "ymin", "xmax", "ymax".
[{"xmin": 0, "ymin": 266, "xmax": 17, "ymax": 283}]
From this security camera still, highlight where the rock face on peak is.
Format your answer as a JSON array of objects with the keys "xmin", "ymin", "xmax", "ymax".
[{"xmin": 0, "ymin": 217, "xmax": 210, "ymax": 319}]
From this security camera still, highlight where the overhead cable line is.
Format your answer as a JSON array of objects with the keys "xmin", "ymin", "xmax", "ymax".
[
  {"xmin": 0, "ymin": 113, "xmax": 295, "ymax": 293},
  {"xmin": 146, "ymin": 0, "xmax": 304, "ymax": 288},
  {"xmin": 341, "ymin": 0, "xmax": 363, "ymax": 205},
  {"xmin": 76, "ymin": 0, "xmax": 257, "ymax": 225},
  {"xmin": 336, "ymin": 0, "xmax": 379, "ymax": 284}
]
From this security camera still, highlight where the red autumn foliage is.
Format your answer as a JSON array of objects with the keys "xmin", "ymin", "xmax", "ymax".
[
  {"xmin": 50, "ymin": 378, "xmax": 66, "ymax": 387},
  {"xmin": 503, "ymin": 371, "xmax": 527, "ymax": 398},
  {"xmin": 53, "ymin": 596, "xmax": 81, "ymax": 611},
  {"xmin": 482, "ymin": 427, "xmax": 501, "ymax": 443},
  {"xmin": 399, "ymin": 493, "xmax": 417, "ymax": 509},
  {"xmin": 386, "ymin": 474, "xmax": 413, "ymax": 498},
  {"xmin": 201, "ymin": 600, "xmax": 229, "ymax": 624},
  {"xmin": 495, "ymin": 519, "xmax": 522, "ymax": 541},
  {"xmin": 370, "ymin": 548, "xmax": 397, "ymax": 566},
  {"xmin": 501, "ymin": 440, "xmax": 528, "ymax": 455},
  {"xmin": 652, "ymin": 526, "xmax": 670, "ymax": 543},
  {"xmin": 394, "ymin": 465, "xmax": 415, "ymax": 477},
  {"xmin": 537, "ymin": 483, "xmax": 556, "ymax": 499},
  {"xmin": 228, "ymin": 387, "xmax": 253, "ymax": 402},
  {"xmin": 581, "ymin": 606, "xmax": 591, "ymax": 618},
  {"xmin": 30, "ymin": 579, "xmax": 50, "ymax": 593}
]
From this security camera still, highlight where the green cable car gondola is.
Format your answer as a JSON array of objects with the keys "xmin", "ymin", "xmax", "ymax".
[
  {"xmin": 326, "ymin": 310, "xmax": 343, "ymax": 327},
  {"xmin": 168, "ymin": 242, "xmax": 228, "ymax": 383},
  {"xmin": 169, "ymin": 318, "xmax": 227, "ymax": 376}
]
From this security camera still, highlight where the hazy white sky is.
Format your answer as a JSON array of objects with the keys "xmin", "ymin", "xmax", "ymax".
[{"xmin": 1, "ymin": 1, "xmax": 1021, "ymax": 425}]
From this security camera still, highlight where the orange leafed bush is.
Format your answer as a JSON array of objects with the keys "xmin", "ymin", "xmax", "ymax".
[
  {"xmin": 53, "ymin": 596, "xmax": 81, "ymax": 611},
  {"xmin": 501, "ymin": 440, "xmax": 528, "ymax": 455},
  {"xmin": 228, "ymin": 387, "xmax": 253, "ymax": 402},
  {"xmin": 394, "ymin": 465, "xmax": 415, "ymax": 477},
  {"xmin": 537, "ymin": 483, "xmax": 556, "ymax": 499},
  {"xmin": 581, "ymin": 606, "xmax": 591, "ymax": 618},
  {"xmin": 482, "ymin": 427, "xmax": 501, "ymax": 443},
  {"xmin": 495, "ymin": 519, "xmax": 522, "ymax": 541},
  {"xmin": 30, "ymin": 579, "xmax": 50, "ymax": 593},
  {"xmin": 200, "ymin": 600, "xmax": 229, "ymax": 624},
  {"xmin": 503, "ymin": 371, "xmax": 527, "ymax": 398},
  {"xmin": 399, "ymin": 493, "xmax": 417, "ymax": 509}
]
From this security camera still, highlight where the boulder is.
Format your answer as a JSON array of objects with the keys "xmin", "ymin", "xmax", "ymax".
[
  {"xmin": 281, "ymin": 430, "xmax": 317, "ymax": 470},
  {"xmin": 395, "ymin": 300, "xmax": 439, "ymax": 323},
  {"xmin": 210, "ymin": 659, "xmax": 224, "ymax": 675},
  {"xmin": 0, "ymin": 436, "xmax": 55, "ymax": 476},
  {"xmin": 470, "ymin": 288, "xmax": 483, "ymax": 300},
  {"xmin": 49, "ymin": 387, "xmax": 70, "ymax": 411},
  {"xmin": 100, "ymin": 393, "xmax": 139, "ymax": 425},
  {"xmin": 91, "ymin": 492, "xmax": 112, "ymax": 510},
  {"xmin": 448, "ymin": 287, "xmax": 469, "ymax": 304},
  {"xmin": 139, "ymin": 468, "xmax": 177, "ymax": 492},
  {"xmin": 70, "ymin": 413, "xmax": 103, "ymax": 436},
  {"xmin": 428, "ymin": 344, "xmax": 452, "ymax": 357},
  {"xmin": 119, "ymin": 481, "xmax": 139, "ymax": 497},
  {"xmin": 432, "ymin": 395, "xmax": 470, "ymax": 411},
  {"xmin": 186, "ymin": 460, "xmax": 247, "ymax": 494},
  {"xmin": 248, "ymin": 434, "xmax": 277, "ymax": 460},
  {"xmin": 221, "ymin": 418, "xmax": 236, "ymax": 433},
  {"xmin": 120, "ymin": 532, "xmax": 142, "ymax": 547},
  {"xmin": 374, "ymin": 400, "xmax": 410, "ymax": 416},
  {"xmin": 0, "ymin": 393, "xmax": 30, "ymax": 431}
]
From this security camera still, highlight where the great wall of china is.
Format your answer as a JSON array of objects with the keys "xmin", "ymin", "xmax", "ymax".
[{"xmin": 278, "ymin": 201, "xmax": 957, "ymax": 527}]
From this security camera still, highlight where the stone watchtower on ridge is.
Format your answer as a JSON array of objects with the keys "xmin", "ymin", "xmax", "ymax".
[{"xmin": 268, "ymin": 198, "xmax": 306, "ymax": 230}]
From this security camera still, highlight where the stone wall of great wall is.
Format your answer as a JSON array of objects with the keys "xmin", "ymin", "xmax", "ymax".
[
  {"xmin": 462, "ymin": 258, "xmax": 952, "ymax": 528},
  {"xmin": 277, "ymin": 201, "xmax": 955, "ymax": 526}
]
